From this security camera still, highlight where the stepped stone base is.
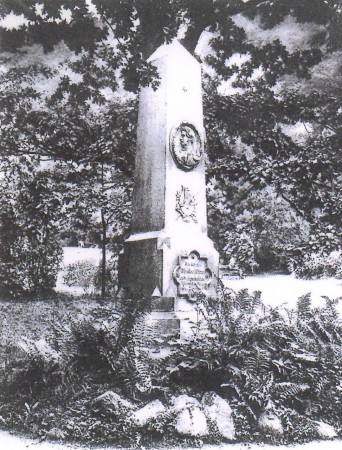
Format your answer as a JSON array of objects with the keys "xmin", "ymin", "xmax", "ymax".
[{"xmin": 147, "ymin": 307, "xmax": 200, "ymax": 341}]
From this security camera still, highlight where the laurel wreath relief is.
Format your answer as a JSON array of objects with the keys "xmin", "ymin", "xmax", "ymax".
[{"xmin": 175, "ymin": 186, "xmax": 197, "ymax": 223}]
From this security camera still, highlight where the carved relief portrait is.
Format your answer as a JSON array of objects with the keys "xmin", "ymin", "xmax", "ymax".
[{"xmin": 171, "ymin": 123, "xmax": 203, "ymax": 170}]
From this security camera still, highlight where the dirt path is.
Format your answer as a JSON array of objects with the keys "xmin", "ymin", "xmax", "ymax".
[{"xmin": 0, "ymin": 430, "xmax": 340, "ymax": 450}]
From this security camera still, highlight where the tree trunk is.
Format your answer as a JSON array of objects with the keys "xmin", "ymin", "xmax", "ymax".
[{"xmin": 101, "ymin": 208, "xmax": 107, "ymax": 301}]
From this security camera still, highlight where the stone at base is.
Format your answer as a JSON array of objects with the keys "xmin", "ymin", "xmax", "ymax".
[
  {"xmin": 315, "ymin": 421, "xmax": 337, "ymax": 438},
  {"xmin": 202, "ymin": 392, "xmax": 235, "ymax": 440},
  {"xmin": 146, "ymin": 311, "xmax": 180, "ymax": 337},
  {"xmin": 150, "ymin": 296, "xmax": 175, "ymax": 312},
  {"xmin": 258, "ymin": 410, "xmax": 283, "ymax": 435},
  {"xmin": 132, "ymin": 400, "xmax": 166, "ymax": 426},
  {"xmin": 171, "ymin": 395, "xmax": 208, "ymax": 437}
]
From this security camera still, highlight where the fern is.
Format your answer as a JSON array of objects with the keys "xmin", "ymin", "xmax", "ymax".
[
  {"xmin": 297, "ymin": 294, "xmax": 312, "ymax": 320},
  {"xmin": 109, "ymin": 312, "xmax": 158, "ymax": 400},
  {"xmin": 245, "ymin": 348, "xmax": 270, "ymax": 374},
  {"xmin": 274, "ymin": 382, "xmax": 310, "ymax": 397}
]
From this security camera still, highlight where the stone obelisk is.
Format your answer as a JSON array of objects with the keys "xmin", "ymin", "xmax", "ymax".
[{"xmin": 119, "ymin": 40, "xmax": 219, "ymax": 335}]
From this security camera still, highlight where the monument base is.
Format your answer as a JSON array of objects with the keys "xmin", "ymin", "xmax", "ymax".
[
  {"xmin": 119, "ymin": 230, "xmax": 219, "ymax": 297},
  {"xmin": 118, "ymin": 229, "xmax": 219, "ymax": 341}
]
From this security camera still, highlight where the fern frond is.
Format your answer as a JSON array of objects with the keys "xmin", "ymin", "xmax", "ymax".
[
  {"xmin": 297, "ymin": 294, "xmax": 312, "ymax": 319},
  {"xmin": 274, "ymin": 381, "xmax": 310, "ymax": 397},
  {"xmin": 244, "ymin": 348, "xmax": 270, "ymax": 374}
]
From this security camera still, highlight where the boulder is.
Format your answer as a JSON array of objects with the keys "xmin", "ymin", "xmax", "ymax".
[
  {"xmin": 315, "ymin": 421, "xmax": 337, "ymax": 438},
  {"xmin": 92, "ymin": 391, "xmax": 135, "ymax": 415},
  {"xmin": 171, "ymin": 394, "xmax": 208, "ymax": 437},
  {"xmin": 202, "ymin": 392, "xmax": 235, "ymax": 440},
  {"xmin": 258, "ymin": 410, "xmax": 283, "ymax": 435},
  {"xmin": 132, "ymin": 399, "xmax": 166, "ymax": 427},
  {"xmin": 174, "ymin": 406, "xmax": 208, "ymax": 437},
  {"xmin": 171, "ymin": 394, "xmax": 201, "ymax": 410}
]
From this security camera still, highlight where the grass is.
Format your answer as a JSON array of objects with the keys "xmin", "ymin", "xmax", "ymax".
[{"xmin": 0, "ymin": 294, "xmax": 110, "ymax": 374}]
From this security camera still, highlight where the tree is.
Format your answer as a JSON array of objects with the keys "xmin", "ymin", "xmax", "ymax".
[{"xmin": 19, "ymin": 101, "xmax": 135, "ymax": 298}]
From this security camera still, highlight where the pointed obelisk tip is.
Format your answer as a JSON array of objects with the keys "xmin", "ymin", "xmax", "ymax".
[{"xmin": 147, "ymin": 39, "xmax": 197, "ymax": 63}]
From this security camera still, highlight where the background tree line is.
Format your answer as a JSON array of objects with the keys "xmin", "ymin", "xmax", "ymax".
[{"xmin": 0, "ymin": 0, "xmax": 341, "ymax": 299}]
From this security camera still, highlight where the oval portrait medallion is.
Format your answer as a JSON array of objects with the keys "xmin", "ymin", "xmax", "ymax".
[{"xmin": 171, "ymin": 123, "xmax": 203, "ymax": 170}]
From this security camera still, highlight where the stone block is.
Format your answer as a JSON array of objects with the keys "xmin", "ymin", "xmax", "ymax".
[
  {"xmin": 150, "ymin": 296, "xmax": 175, "ymax": 312},
  {"xmin": 119, "ymin": 235, "xmax": 163, "ymax": 298},
  {"xmin": 258, "ymin": 410, "xmax": 283, "ymax": 435},
  {"xmin": 92, "ymin": 391, "xmax": 135, "ymax": 415},
  {"xmin": 146, "ymin": 311, "xmax": 180, "ymax": 337},
  {"xmin": 315, "ymin": 421, "xmax": 337, "ymax": 438}
]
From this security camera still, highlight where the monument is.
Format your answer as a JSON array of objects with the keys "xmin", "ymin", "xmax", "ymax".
[{"xmin": 119, "ymin": 40, "xmax": 219, "ymax": 337}]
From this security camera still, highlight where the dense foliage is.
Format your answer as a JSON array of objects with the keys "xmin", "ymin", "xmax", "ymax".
[{"xmin": 0, "ymin": 156, "xmax": 63, "ymax": 299}]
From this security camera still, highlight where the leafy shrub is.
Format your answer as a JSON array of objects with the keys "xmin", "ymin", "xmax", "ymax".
[
  {"xmin": 63, "ymin": 260, "xmax": 97, "ymax": 293},
  {"xmin": 0, "ymin": 289, "xmax": 341, "ymax": 445},
  {"xmin": 208, "ymin": 185, "xmax": 311, "ymax": 274},
  {"xmin": 223, "ymin": 226, "xmax": 259, "ymax": 273},
  {"xmin": 0, "ymin": 166, "xmax": 63, "ymax": 299},
  {"xmin": 291, "ymin": 250, "xmax": 342, "ymax": 279}
]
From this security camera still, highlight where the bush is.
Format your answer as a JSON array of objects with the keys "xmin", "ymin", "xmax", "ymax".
[
  {"xmin": 152, "ymin": 285, "xmax": 342, "ymax": 443},
  {"xmin": 223, "ymin": 226, "xmax": 259, "ymax": 273},
  {"xmin": 208, "ymin": 185, "xmax": 310, "ymax": 274},
  {"xmin": 291, "ymin": 250, "xmax": 342, "ymax": 279},
  {"xmin": 63, "ymin": 260, "xmax": 97, "ymax": 293},
  {"xmin": 0, "ymin": 166, "xmax": 63, "ymax": 299}
]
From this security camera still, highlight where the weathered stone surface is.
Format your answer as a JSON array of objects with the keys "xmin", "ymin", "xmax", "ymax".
[
  {"xmin": 202, "ymin": 392, "xmax": 235, "ymax": 440},
  {"xmin": 315, "ymin": 421, "xmax": 337, "ymax": 438},
  {"xmin": 171, "ymin": 394, "xmax": 201, "ymax": 410},
  {"xmin": 92, "ymin": 391, "xmax": 135, "ymax": 414},
  {"xmin": 258, "ymin": 410, "xmax": 283, "ymax": 435},
  {"xmin": 174, "ymin": 407, "xmax": 208, "ymax": 437},
  {"xmin": 171, "ymin": 395, "xmax": 208, "ymax": 437},
  {"xmin": 132, "ymin": 399, "xmax": 166, "ymax": 427}
]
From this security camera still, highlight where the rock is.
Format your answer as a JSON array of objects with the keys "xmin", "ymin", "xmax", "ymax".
[
  {"xmin": 132, "ymin": 399, "xmax": 166, "ymax": 427},
  {"xmin": 171, "ymin": 394, "xmax": 201, "ymax": 410},
  {"xmin": 315, "ymin": 421, "xmax": 337, "ymax": 438},
  {"xmin": 174, "ymin": 406, "xmax": 208, "ymax": 437},
  {"xmin": 171, "ymin": 394, "xmax": 208, "ymax": 437},
  {"xmin": 258, "ymin": 410, "xmax": 283, "ymax": 435},
  {"xmin": 45, "ymin": 427, "xmax": 66, "ymax": 440},
  {"xmin": 202, "ymin": 392, "xmax": 235, "ymax": 440},
  {"xmin": 92, "ymin": 391, "xmax": 135, "ymax": 414}
]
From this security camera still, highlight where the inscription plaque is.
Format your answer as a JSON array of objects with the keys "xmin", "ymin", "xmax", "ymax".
[{"xmin": 173, "ymin": 251, "xmax": 212, "ymax": 300}]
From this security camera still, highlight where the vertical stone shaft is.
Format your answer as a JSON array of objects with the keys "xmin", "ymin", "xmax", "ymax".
[{"xmin": 119, "ymin": 41, "xmax": 218, "ymax": 303}]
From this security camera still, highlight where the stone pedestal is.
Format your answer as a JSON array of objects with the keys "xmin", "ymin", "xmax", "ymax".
[{"xmin": 119, "ymin": 41, "xmax": 219, "ymax": 339}]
